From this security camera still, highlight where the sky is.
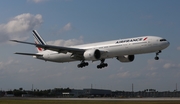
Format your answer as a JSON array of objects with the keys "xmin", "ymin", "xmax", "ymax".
[{"xmin": 0, "ymin": 0, "xmax": 180, "ymax": 91}]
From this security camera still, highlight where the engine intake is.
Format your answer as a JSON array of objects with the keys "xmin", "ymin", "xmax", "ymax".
[
  {"xmin": 83, "ymin": 49, "xmax": 101, "ymax": 60},
  {"xmin": 117, "ymin": 55, "xmax": 135, "ymax": 62}
]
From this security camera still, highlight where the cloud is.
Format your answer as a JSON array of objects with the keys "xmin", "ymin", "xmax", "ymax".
[
  {"xmin": 0, "ymin": 13, "xmax": 43, "ymax": 43},
  {"xmin": 140, "ymin": 14, "xmax": 153, "ymax": 19},
  {"xmin": 27, "ymin": 0, "xmax": 49, "ymax": 3},
  {"xmin": 42, "ymin": 72, "xmax": 62, "ymax": 79},
  {"xmin": 47, "ymin": 36, "xmax": 84, "ymax": 46},
  {"xmin": 116, "ymin": 71, "xmax": 130, "ymax": 78},
  {"xmin": 109, "ymin": 70, "xmax": 141, "ymax": 79},
  {"xmin": 0, "ymin": 13, "xmax": 42, "ymax": 34},
  {"xmin": 0, "ymin": 59, "xmax": 19, "ymax": 70},
  {"xmin": 163, "ymin": 63, "xmax": 180, "ymax": 69},
  {"xmin": 177, "ymin": 47, "xmax": 180, "ymax": 51},
  {"xmin": 0, "ymin": 59, "xmax": 20, "ymax": 79},
  {"xmin": 146, "ymin": 72, "xmax": 157, "ymax": 77},
  {"xmin": 63, "ymin": 23, "xmax": 72, "ymax": 31},
  {"xmin": 27, "ymin": 0, "xmax": 72, "ymax": 3},
  {"xmin": 59, "ymin": 23, "xmax": 73, "ymax": 33},
  {"xmin": 145, "ymin": 59, "xmax": 180, "ymax": 70},
  {"xmin": 148, "ymin": 59, "xmax": 169, "ymax": 70}
]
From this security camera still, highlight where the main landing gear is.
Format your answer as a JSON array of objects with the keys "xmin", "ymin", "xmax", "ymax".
[
  {"xmin": 155, "ymin": 50, "xmax": 161, "ymax": 60},
  {"xmin": 97, "ymin": 59, "xmax": 108, "ymax": 69},
  {"xmin": 77, "ymin": 59, "xmax": 108, "ymax": 69},
  {"xmin": 77, "ymin": 60, "xmax": 89, "ymax": 68}
]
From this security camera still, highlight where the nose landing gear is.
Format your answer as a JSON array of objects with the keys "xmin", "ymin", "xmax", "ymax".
[{"xmin": 155, "ymin": 50, "xmax": 161, "ymax": 60}]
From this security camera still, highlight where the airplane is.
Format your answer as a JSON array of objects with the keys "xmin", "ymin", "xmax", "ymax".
[{"xmin": 11, "ymin": 30, "xmax": 170, "ymax": 69}]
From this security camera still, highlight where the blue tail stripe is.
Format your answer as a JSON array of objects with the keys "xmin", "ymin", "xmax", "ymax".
[
  {"xmin": 32, "ymin": 30, "xmax": 45, "ymax": 45},
  {"xmin": 33, "ymin": 33, "xmax": 42, "ymax": 44}
]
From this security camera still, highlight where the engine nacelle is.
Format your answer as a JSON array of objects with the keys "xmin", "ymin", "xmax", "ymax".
[
  {"xmin": 117, "ymin": 55, "xmax": 135, "ymax": 62},
  {"xmin": 83, "ymin": 49, "xmax": 101, "ymax": 60}
]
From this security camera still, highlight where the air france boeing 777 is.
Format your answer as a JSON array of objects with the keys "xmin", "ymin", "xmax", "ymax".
[{"xmin": 11, "ymin": 30, "xmax": 170, "ymax": 69}]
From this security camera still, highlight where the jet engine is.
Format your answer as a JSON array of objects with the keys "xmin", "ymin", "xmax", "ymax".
[
  {"xmin": 117, "ymin": 55, "xmax": 135, "ymax": 62},
  {"xmin": 83, "ymin": 49, "xmax": 101, "ymax": 60}
]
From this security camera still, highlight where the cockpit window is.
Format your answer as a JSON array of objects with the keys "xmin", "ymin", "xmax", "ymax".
[{"xmin": 160, "ymin": 39, "xmax": 167, "ymax": 41}]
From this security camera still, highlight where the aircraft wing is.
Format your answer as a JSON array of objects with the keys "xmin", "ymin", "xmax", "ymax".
[
  {"xmin": 11, "ymin": 40, "xmax": 85, "ymax": 54},
  {"xmin": 15, "ymin": 52, "xmax": 43, "ymax": 56}
]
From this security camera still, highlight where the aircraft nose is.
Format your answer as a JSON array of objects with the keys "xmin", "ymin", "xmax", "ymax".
[
  {"xmin": 165, "ymin": 41, "xmax": 170, "ymax": 48},
  {"xmin": 167, "ymin": 41, "xmax": 170, "ymax": 46}
]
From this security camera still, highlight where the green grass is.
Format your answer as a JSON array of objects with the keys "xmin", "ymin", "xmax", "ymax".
[{"xmin": 0, "ymin": 100, "xmax": 180, "ymax": 104}]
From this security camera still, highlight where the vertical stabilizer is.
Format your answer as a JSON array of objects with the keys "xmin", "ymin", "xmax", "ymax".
[{"xmin": 32, "ymin": 30, "xmax": 47, "ymax": 52}]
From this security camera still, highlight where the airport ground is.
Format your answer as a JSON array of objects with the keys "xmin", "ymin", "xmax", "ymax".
[{"xmin": 1, "ymin": 97, "xmax": 180, "ymax": 104}]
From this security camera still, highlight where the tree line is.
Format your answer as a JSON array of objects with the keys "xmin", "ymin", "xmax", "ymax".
[{"xmin": 1, "ymin": 87, "xmax": 71, "ymax": 97}]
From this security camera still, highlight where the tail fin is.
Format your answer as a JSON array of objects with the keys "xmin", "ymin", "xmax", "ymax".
[{"xmin": 32, "ymin": 30, "xmax": 47, "ymax": 52}]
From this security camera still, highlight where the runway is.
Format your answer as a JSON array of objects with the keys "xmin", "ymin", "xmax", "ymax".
[{"xmin": 2, "ymin": 97, "xmax": 180, "ymax": 101}]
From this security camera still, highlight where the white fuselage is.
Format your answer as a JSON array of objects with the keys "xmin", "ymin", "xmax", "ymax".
[{"xmin": 35, "ymin": 36, "xmax": 169, "ymax": 62}]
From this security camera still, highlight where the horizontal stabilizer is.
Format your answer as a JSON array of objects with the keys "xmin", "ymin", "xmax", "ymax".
[{"xmin": 15, "ymin": 52, "xmax": 43, "ymax": 56}]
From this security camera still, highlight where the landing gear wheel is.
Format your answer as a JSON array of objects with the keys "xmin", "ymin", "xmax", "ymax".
[
  {"xmin": 155, "ymin": 56, "xmax": 159, "ymax": 60},
  {"xmin": 104, "ymin": 63, "xmax": 108, "ymax": 67},
  {"xmin": 77, "ymin": 64, "xmax": 83, "ymax": 68},
  {"xmin": 77, "ymin": 61, "xmax": 89, "ymax": 68},
  {"xmin": 97, "ymin": 65, "xmax": 102, "ymax": 69},
  {"xmin": 85, "ymin": 62, "xmax": 89, "ymax": 66},
  {"xmin": 97, "ymin": 59, "xmax": 108, "ymax": 69}
]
